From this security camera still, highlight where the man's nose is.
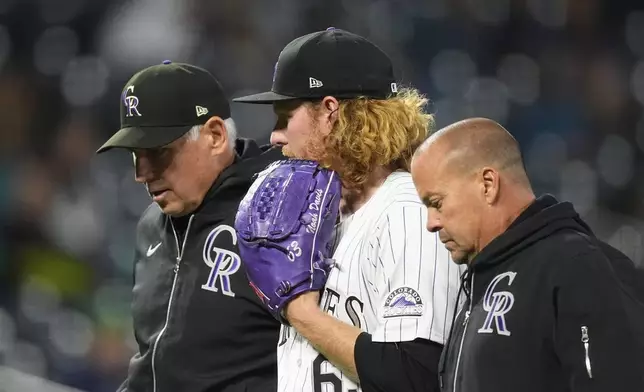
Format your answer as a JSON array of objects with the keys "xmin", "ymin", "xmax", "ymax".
[
  {"xmin": 270, "ymin": 130, "xmax": 287, "ymax": 147},
  {"xmin": 426, "ymin": 210, "xmax": 442, "ymax": 233}
]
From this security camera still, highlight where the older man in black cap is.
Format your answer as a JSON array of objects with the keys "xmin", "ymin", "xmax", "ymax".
[{"xmin": 97, "ymin": 61, "xmax": 283, "ymax": 392}]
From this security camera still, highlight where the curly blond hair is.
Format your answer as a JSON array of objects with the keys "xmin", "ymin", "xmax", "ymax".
[{"xmin": 308, "ymin": 87, "xmax": 434, "ymax": 190}]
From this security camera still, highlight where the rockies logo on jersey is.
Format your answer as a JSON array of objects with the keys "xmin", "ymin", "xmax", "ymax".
[
  {"xmin": 478, "ymin": 271, "xmax": 517, "ymax": 336},
  {"xmin": 383, "ymin": 287, "xmax": 424, "ymax": 318},
  {"xmin": 201, "ymin": 225, "xmax": 241, "ymax": 297}
]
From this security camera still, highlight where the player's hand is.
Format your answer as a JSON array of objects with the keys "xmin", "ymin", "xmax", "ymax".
[{"xmin": 234, "ymin": 159, "xmax": 341, "ymax": 325}]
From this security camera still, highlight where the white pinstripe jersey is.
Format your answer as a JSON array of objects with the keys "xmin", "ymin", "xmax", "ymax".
[{"xmin": 277, "ymin": 172, "xmax": 465, "ymax": 392}]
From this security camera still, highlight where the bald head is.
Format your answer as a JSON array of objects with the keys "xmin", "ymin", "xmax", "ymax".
[
  {"xmin": 415, "ymin": 117, "xmax": 530, "ymax": 187},
  {"xmin": 411, "ymin": 118, "xmax": 536, "ymax": 264}
]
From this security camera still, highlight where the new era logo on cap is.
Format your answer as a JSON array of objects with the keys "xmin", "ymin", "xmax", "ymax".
[
  {"xmin": 196, "ymin": 105, "xmax": 209, "ymax": 117},
  {"xmin": 309, "ymin": 77, "xmax": 323, "ymax": 88}
]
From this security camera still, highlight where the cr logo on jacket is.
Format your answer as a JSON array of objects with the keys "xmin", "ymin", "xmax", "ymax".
[
  {"xmin": 201, "ymin": 225, "xmax": 241, "ymax": 297},
  {"xmin": 478, "ymin": 271, "xmax": 517, "ymax": 336}
]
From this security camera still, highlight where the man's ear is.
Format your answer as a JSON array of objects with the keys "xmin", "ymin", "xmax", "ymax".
[
  {"xmin": 321, "ymin": 96, "xmax": 339, "ymax": 113},
  {"xmin": 202, "ymin": 116, "xmax": 228, "ymax": 154},
  {"xmin": 319, "ymin": 96, "xmax": 339, "ymax": 135},
  {"xmin": 481, "ymin": 167, "xmax": 500, "ymax": 205}
]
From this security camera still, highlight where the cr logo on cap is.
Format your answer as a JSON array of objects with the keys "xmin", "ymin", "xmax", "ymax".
[{"xmin": 123, "ymin": 85, "xmax": 142, "ymax": 117}]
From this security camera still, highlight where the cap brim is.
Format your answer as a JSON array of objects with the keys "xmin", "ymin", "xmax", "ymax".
[
  {"xmin": 96, "ymin": 125, "xmax": 191, "ymax": 154},
  {"xmin": 232, "ymin": 91, "xmax": 299, "ymax": 104}
]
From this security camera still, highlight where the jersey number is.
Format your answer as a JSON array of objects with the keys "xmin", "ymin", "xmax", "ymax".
[
  {"xmin": 313, "ymin": 354, "xmax": 341, "ymax": 392},
  {"xmin": 313, "ymin": 354, "xmax": 358, "ymax": 392}
]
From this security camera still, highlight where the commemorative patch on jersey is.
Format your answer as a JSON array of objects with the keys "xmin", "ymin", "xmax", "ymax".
[{"xmin": 383, "ymin": 287, "xmax": 423, "ymax": 318}]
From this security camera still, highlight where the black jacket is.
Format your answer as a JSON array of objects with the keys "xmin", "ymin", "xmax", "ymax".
[
  {"xmin": 120, "ymin": 139, "xmax": 284, "ymax": 392},
  {"xmin": 439, "ymin": 195, "xmax": 644, "ymax": 392}
]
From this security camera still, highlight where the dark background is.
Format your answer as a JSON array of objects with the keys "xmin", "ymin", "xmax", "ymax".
[{"xmin": 0, "ymin": 0, "xmax": 642, "ymax": 391}]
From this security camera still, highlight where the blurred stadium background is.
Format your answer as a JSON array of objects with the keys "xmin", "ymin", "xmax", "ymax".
[{"xmin": 0, "ymin": 0, "xmax": 643, "ymax": 391}]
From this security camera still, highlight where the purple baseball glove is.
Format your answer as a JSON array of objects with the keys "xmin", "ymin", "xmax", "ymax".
[{"xmin": 234, "ymin": 159, "xmax": 342, "ymax": 324}]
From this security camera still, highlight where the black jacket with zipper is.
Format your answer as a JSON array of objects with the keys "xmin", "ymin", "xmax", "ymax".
[
  {"xmin": 439, "ymin": 194, "xmax": 644, "ymax": 392},
  {"xmin": 119, "ymin": 139, "xmax": 284, "ymax": 392}
]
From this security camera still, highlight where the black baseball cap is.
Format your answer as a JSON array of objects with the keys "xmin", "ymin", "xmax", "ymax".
[
  {"xmin": 233, "ymin": 28, "xmax": 398, "ymax": 104},
  {"xmin": 96, "ymin": 61, "xmax": 231, "ymax": 153}
]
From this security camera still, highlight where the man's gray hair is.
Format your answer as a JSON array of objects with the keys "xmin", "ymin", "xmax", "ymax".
[{"xmin": 185, "ymin": 117, "xmax": 238, "ymax": 149}]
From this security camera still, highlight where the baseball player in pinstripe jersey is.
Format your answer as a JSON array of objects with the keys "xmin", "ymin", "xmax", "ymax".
[{"xmin": 234, "ymin": 28, "xmax": 464, "ymax": 392}]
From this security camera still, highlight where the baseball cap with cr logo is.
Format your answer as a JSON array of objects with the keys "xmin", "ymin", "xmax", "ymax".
[{"xmin": 96, "ymin": 61, "xmax": 230, "ymax": 153}]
